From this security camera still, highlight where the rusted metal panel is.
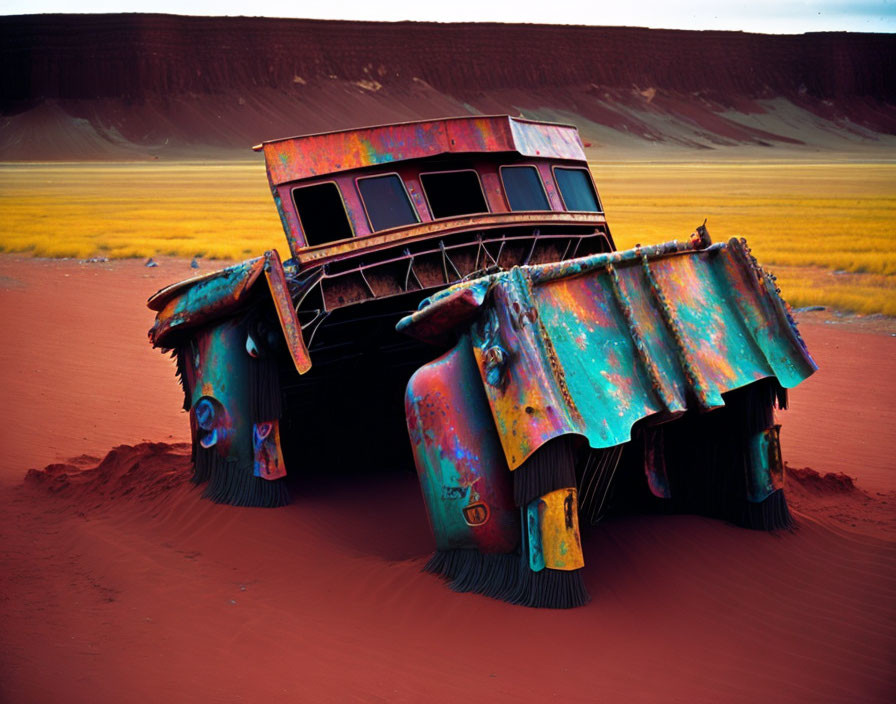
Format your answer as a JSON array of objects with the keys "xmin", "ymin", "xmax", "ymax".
[
  {"xmin": 527, "ymin": 488, "xmax": 584, "ymax": 571},
  {"xmin": 253, "ymin": 420, "xmax": 286, "ymax": 480},
  {"xmin": 398, "ymin": 235, "xmax": 817, "ymax": 471},
  {"xmin": 182, "ymin": 317, "xmax": 289, "ymax": 498},
  {"xmin": 262, "ymin": 249, "xmax": 311, "ymax": 375},
  {"xmin": 148, "ymin": 250, "xmax": 310, "ymax": 378},
  {"xmin": 293, "ymin": 211, "xmax": 606, "ymax": 266},
  {"xmin": 268, "ymin": 177, "xmax": 302, "ymax": 256},
  {"xmin": 261, "ymin": 115, "xmax": 587, "ymax": 186},
  {"xmin": 746, "ymin": 424, "xmax": 784, "ymax": 502},
  {"xmin": 186, "ymin": 319, "xmax": 253, "ymax": 466},
  {"xmin": 405, "ymin": 335, "xmax": 520, "ymax": 554},
  {"xmin": 507, "ymin": 118, "xmax": 588, "ymax": 162},
  {"xmin": 149, "ymin": 257, "xmax": 265, "ymax": 347},
  {"xmin": 401, "ymin": 283, "xmax": 490, "ymax": 350},
  {"xmin": 147, "ymin": 257, "xmax": 263, "ymax": 313}
]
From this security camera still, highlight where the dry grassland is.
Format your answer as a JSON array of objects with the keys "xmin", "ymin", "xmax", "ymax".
[
  {"xmin": 596, "ymin": 162, "xmax": 895, "ymax": 315},
  {"xmin": 1, "ymin": 161, "xmax": 893, "ymax": 315},
  {"xmin": 0, "ymin": 162, "xmax": 283, "ymax": 260}
]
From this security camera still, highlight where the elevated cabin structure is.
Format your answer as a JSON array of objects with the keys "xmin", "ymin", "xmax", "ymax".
[{"xmin": 254, "ymin": 115, "xmax": 613, "ymax": 325}]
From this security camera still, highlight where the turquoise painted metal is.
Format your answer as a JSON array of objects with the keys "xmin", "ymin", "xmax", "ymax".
[
  {"xmin": 180, "ymin": 315, "xmax": 290, "ymax": 504},
  {"xmin": 149, "ymin": 249, "xmax": 304, "ymax": 506},
  {"xmin": 399, "ymin": 234, "xmax": 816, "ymax": 472},
  {"xmin": 406, "ymin": 335, "xmax": 520, "ymax": 555},
  {"xmin": 401, "ymin": 230, "xmax": 816, "ymax": 607},
  {"xmin": 149, "ymin": 250, "xmax": 310, "ymax": 375},
  {"xmin": 746, "ymin": 425, "xmax": 785, "ymax": 502},
  {"xmin": 185, "ymin": 318, "xmax": 253, "ymax": 466}
]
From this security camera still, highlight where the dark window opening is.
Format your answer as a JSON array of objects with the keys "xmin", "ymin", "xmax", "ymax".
[
  {"xmin": 292, "ymin": 182, "xmax": 353, "ymax": 246},
  {"xmin": 357, "ymin": 174, "xmax": 418, "ymax": 231},
  {"xmin": 501, "ymin": 165, "xmax": 550, "ymax": 211},
  {"xmin": 420, "ymin": 170, "xmax": 488, "ymax": 219},
  {"xmin": 555, "ymin": 168, "xmax": 601, "ymax": 212}
]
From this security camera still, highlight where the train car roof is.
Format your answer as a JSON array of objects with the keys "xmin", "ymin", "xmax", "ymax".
[{"xmin": 255, "ymin": 115, "xmax": 588, "ymax": 186}]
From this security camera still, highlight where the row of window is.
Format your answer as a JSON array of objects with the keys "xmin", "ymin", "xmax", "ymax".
[{"xmin": 291, "ymin": 165, "xmax": 602, "ymax": 247}]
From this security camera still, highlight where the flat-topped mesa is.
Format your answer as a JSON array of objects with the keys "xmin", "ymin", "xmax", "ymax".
[{"xmin": 146, "ymin": 115, "xmax": 816, "ymax": 608}]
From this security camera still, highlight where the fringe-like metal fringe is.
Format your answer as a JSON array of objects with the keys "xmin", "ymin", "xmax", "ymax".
[
  {"xmin": 192, "ymin": 444, "xmax": 223, "ymax": 485},
  {"xmin": 201, "ymin": 456, "xmax": 290, "ymax": 508},
  {"xmin": 666, "ymin": 458, "xmax": 794, "ymax": 531},
  {"xmin": 193, "ymin": 445, "xmax": 290, "ymax": 508},
  {"xmin": 734, "ymin": 377, "xmax": 788, "ymax": 434},
  {"xmin": 742, "ymin": 489, "xmax": 793, "ymax": 531},
  {"xmin": 513, "ymin": 436, "xmax": 578, "ymax": 507},
  {"xmin": 425, "ymin": 549, "xmax": 589, "ymax": 609},
  {"xmin": 172, "ymin": 347, "xmax": 191, "ymax": 412},
  {"xmin": 662, "ymin": 379, "xmax": 794, "ymax": 531},
  {"xmin": 249, "ymin": 355, "xmax": 282, "ymax": 424}
]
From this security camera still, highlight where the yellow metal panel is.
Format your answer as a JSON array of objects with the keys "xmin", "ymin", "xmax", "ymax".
[{"xmin": 538, "ymin": 488, "xmax": 584, "ymax": 571}]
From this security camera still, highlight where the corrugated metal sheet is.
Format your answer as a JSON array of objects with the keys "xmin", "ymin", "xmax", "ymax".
[{"xmin": 400, "ymin": 236, "xmax": 817, "ymax": 470}]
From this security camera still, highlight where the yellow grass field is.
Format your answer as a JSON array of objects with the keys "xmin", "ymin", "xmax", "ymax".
[
  {"xmin": 596, "ymin": 162, "xmax": 896, "ymax": 316},
  {"xmin": 1, "ymin": 161, "xmax": 893, "ymax": 314}
]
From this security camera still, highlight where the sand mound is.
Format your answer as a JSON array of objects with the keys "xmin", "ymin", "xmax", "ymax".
[
  {"xmin": 786, "ymin": 464, "xmax": 896, "ymax": 539},
  {"xmin": 24, "ymin": 442, "xmax": 192, "ymax": 505},
  {"xmin": 788, "ymin": 465, "xmax": 856, "ymax": 493}
]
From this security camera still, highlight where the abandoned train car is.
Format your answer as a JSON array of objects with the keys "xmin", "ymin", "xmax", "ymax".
[{"xmin": 148, "ymin": 116, "xmax": 816, "ymax": 607}]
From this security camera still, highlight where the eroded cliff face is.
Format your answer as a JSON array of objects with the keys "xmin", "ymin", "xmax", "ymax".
[{"xmin": 2, "ymin": 13, "xmax": 894, "ymax": 159}]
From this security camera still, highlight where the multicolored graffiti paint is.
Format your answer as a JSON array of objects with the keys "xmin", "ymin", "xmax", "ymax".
[
  {"xmin": 401, "ymin": 236, "xmax": 814, "ymax": 465},
  {"xmin": 259, "ymin": 115, "xmax": 587, "ymax": 186},
  {"xmin": 150, "ymin": 250, "xmax": 308, "ymax": 507},
  {"xmin": 400, "ymin": 232, "xmax": 815, "ymax": 607}
]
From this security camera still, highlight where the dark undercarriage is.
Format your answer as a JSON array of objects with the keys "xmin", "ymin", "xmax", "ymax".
[
  {"xmin": 260, "ymin": 225, "xmax": 789, "ymax": 536},
  {"xmin": 279, "ymin": 225, "xmax": 614, "ymax": 479}
]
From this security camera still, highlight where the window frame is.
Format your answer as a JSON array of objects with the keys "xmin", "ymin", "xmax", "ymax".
[
  {"xmin": 551, "ymin": 165, "xmax": 603, "ymax": 213},
  {"xmin": 354, "ymin": 172, "xmax": 421, "ymax": 233},
  {"xmin": 498, "ymin": 164, "xmax": 552, "ymax": 212},
  {"xmin": 418, "ymin": 168, "xmax": 490, "ymax": 220},
  {"xmin": 290, "ymin": 179, "xmax": 355, "ymax": 247}
]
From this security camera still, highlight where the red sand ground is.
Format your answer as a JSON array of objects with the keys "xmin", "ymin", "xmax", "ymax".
[{"xmin": 0, "ymin": 255, "xmax": 893, "ymax": 703}]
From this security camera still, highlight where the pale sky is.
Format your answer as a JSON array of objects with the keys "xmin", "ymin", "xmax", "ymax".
[{"xmin": 0, "ymin": 0, "xmax": 893, "ymax": 33}]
